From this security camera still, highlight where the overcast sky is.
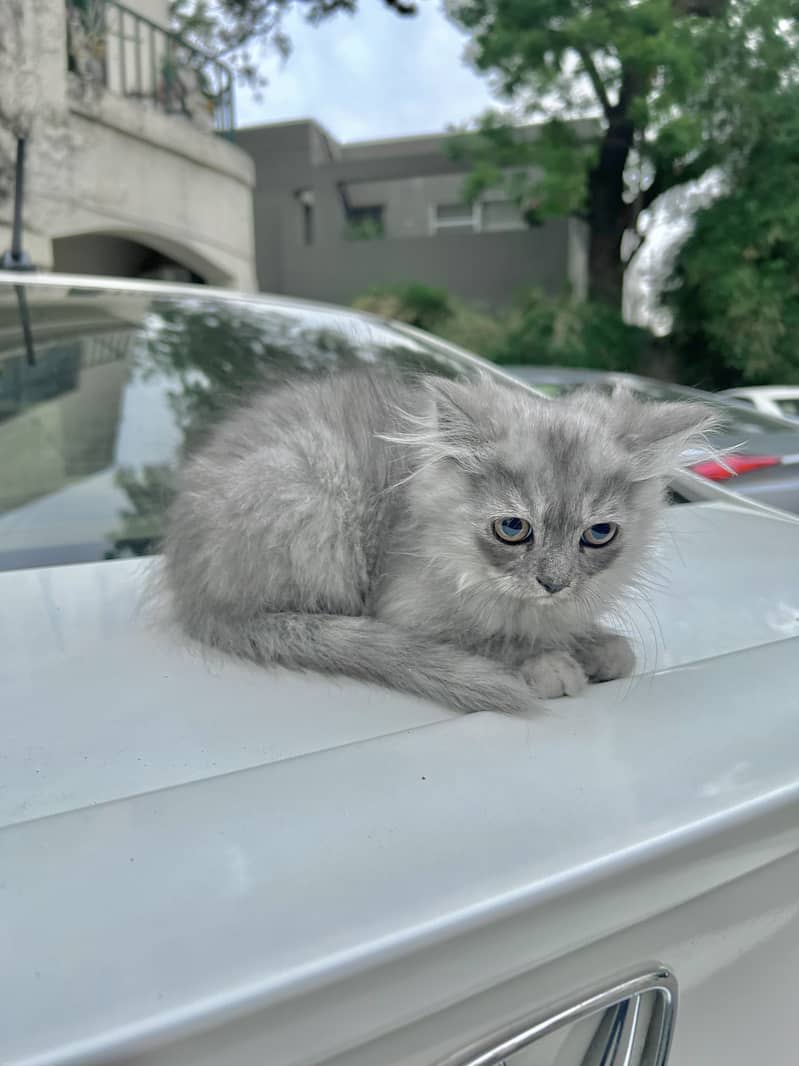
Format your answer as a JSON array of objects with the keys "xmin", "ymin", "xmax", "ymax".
[{"xmin": 236, "ymin": 1, "xmax": 501, "ymax": 142}]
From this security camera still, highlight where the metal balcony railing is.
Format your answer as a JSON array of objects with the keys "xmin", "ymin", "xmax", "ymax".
[{"xmin": 65, "ymin": 0, "xmax": 235, "ymax": 135}]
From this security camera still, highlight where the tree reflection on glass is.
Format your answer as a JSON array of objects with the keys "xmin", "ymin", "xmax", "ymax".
[{"xmin": 104, "ymin": 296, "xmax": 461, "ymax": 559}]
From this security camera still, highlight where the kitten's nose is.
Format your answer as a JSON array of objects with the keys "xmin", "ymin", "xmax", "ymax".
[{"xmin": 537, "ymin": 576, "xmax": 570, "ymax": 595}]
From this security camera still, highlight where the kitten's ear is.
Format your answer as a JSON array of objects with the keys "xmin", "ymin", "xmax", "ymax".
[
  {"xmin": 422, "ymin": 375, "xmax": 498, "ymax": 467},
  {"xmin": 610, "ymin": 388, "xmax": 719, "ymax": 480}
]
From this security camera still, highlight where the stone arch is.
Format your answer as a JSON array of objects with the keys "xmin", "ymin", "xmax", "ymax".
[{"xmin": 51, "ymin": 228, "xmax": 232, "ymax": 287}]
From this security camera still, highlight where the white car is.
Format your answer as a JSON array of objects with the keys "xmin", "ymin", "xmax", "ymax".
[
  {"xmin": 3, "ymin": 273, "xmax": 799, "ymax": 1066},
  {"xmin": 721, "ymin": 385, "xmax": 799, "ymax": 422}
]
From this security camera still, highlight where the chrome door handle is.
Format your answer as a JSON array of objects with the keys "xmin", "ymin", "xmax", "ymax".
[{"xmin": 438, "ymin": 965, "xmax": 677, "ymax": 1066}]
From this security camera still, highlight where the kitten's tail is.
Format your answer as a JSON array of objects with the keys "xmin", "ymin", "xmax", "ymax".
[{"xmin": 184, "ymin": 610, "xmax": 535, "ymax": 715}]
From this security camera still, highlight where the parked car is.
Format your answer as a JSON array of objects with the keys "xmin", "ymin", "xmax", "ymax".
[
  {"xmin": 3, "ymin": 273, "xmax": 799, "ymax": 1066},
  {"xmin": 505, "ymin": 365, "xmax": 799, "ymax": 514},
  {"xmin": 719, "ymin": 384, "xmax": 799, "ymax": 421}
]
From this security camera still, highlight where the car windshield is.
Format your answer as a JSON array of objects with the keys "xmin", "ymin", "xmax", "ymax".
[{"xmin": 0, "ymin": 280, "xmax": 483, "ymax": 572}]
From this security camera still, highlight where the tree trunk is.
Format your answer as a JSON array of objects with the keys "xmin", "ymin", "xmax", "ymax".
[
  {"xmin": 585, "ymin": 59, "xmax": 646, "ymax": 311},
  {"xmin": 586, "ymin": 112, "xmax": 636, "ymax": 310},
  {"xmin": 586, "ymin": 207, "xmax": 626, "ymax": 308}
]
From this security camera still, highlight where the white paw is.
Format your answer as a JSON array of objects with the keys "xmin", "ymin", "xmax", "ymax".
[
  {"xmin": 577, "ymin": 632, "xmax": 635, "ymax": 683},
  {"xmin": 521, "ymin": 650, "xmax": 587, "ymax": 699}
]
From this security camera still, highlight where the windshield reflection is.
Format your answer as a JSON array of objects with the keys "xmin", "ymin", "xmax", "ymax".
[{"xmin": 0, "ymin": 285, "xmax": 466, "ymax": 570}]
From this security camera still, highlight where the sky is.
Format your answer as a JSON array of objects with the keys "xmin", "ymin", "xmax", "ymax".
[{"xmin": 236, "ymin": 1, "xmax": 502, "ymax": 142}]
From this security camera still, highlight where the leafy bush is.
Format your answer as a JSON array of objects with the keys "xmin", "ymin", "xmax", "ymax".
[
  {"xmin": 436, "ymin": 302, "xmax": 509, "ymax": 359},
  {"xmin": 353, "ymin": 282, "xmax": 453, "ymax": 333},
  {"xmin": 353, "ymin": 284, "xmax": 653, "ymax": 373}
]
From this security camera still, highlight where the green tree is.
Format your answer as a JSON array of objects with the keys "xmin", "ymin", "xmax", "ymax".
[
  {"xmin": 447, "ymin": 0, "xmax": 799, "ymax": 310},
  {"xmin": 666, "ymin": 88, "xmax": 799, "ymax": 389}
]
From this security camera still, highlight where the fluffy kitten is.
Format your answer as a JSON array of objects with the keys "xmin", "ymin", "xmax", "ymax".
[{"xmin": 163, "ymin": 370, "xmax": 714, "ymax": 713}]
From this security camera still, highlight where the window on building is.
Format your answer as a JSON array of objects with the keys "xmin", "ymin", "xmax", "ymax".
[
  {"xmin": 344, "ymin": 205, "xmax": 385, "ymax": 240},
  {"xmin": 482, "ymin": 199, "xmax": 524, "ymax": 231},
  {"xmin": 431, "ymin": 200, "xmax": 523, "ymax": 235},
  {"xmin": 297, "ymin": 189, "xmax": 315, "ymax": 245},
  {"xmin": 432, "ymin": 203, "xmax": 477, "ymax": 233}
]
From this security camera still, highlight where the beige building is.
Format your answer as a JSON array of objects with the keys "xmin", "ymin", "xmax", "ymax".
[{"xmin": 0, "ymin": 0, "xmax": 256, "ymax": 288}]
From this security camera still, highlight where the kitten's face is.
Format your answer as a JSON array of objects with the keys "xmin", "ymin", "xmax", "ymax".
[
  {"xmin": 411, "ymin": 378, "xmax": 716, "ymax": 613},
  {"xmin": 468, "ymin": 426, "xmax": 654, "ymax": 607}
]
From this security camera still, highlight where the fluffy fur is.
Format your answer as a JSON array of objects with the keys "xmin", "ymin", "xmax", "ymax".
[{"xmin": 163, "ymin": 370, "xmax": 715, "ymax": 713}]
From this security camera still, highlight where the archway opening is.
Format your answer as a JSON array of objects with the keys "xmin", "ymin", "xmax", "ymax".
[{"xmin": 52, "ymin": 234, "xmax": 209, "ymax": 284}]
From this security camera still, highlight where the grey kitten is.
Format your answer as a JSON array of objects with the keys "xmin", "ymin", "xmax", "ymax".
[{"xmin": 163, "ymin": 370, "xmax": 714, "ymax": 714}]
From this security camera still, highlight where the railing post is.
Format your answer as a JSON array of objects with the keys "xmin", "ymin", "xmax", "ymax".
[
  {"xmin": 100, "ymin": 0, "xmax": 109, "ymax": 89},
  {"xmin": 118, "ymin": 5, "xmax": 126, "ymax": 95},
  {"xmin": 135, "ymin": 13, "xmax": 142, "ymax": 97},
  {"xmin": 150, "ymin": 23, "xmax": 156, "ymax": 104}
]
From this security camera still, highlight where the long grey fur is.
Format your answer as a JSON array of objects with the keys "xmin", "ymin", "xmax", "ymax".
[{"xmin": 163, "ymin": 368, "xmax": 716, "ymax": 713}]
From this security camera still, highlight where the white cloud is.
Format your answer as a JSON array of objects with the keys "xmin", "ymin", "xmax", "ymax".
[{"xmin": 235, "ymin": 1, "xmax": 500, "ymax": 142}]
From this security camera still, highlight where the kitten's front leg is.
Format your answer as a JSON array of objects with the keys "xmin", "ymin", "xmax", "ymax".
[
  {"xmin": 572, "ymin": 626, "xmax": 636, "ymax": 683},
  {"xmin": 520, "ymin": 650, "xmax": 587, "ymax": 699}
]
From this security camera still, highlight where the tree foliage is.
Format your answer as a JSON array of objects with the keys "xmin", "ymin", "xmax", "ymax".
[
  {"xmin": 666, "ymin": 88, "xmax": 799, "ymax": 388},
  {"xmin": 351, "ymin": 283, "xmax": 652, "ymax": 374},
  {"xmin": 447, "ymin": 0, "xmax": 799, "ymax": 308},
  {"xmin": 490, "ymin": 289, "xmax": 652, "ymax": 372}
]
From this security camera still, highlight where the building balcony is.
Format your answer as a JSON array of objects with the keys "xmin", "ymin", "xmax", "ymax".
[
  {"xmin": 65, "ymin": 0, "xmax": 235, "ymax": 135},
  {"xmin": 0, "ymin": 0, "xmax": 256, "ymax": 289}
]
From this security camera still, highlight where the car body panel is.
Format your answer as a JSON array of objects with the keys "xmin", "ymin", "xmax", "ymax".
[
  {"xmin": 3, "ymin": 276, "xmax": 799, "ymax": 1066},
  {"xmin": 3, "ymin": 499, "xmax": 799, "ymax": 828},
  {"xmin": 3, "ymin": 500, "xmax": 799, "ymax": 1065},
  {"xmin": 726, "ymin": 459, "xmax": 799, "ymax": 514}
]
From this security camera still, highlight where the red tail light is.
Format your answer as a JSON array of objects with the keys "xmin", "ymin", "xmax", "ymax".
[{"xmin": 690, "ymin": 453, "xmax": 781, "ymax": 481}]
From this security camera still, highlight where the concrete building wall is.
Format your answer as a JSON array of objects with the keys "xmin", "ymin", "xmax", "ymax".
[
  {"xmin": 237, "ymin": 120, "xmax": 587, "ymax": 310},
  {"xmin": 0, "ymin": 0, "xmax": 255, "ymax": 289},
  {"xmin": 280, "ymin": 226, "xmax": 573, "ymax": 309}
]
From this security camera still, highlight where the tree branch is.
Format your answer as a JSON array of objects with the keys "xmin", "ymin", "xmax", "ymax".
[
  {"xmin": 576, "ymin": 47, "xmax": 612, "ymax": 120},
  {"xmin": 642, "ymin": 150, "xmax": 717, "ymax": 210},
  {"xmin": 382, "ymin": 0, "xmax": 417, "ymax": 13},
  {"xmin": 672, "ymin": 0, "xmax": 728, "ymax": 15}
]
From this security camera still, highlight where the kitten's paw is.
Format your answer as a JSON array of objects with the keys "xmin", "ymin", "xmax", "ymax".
[
  {"xmin": 577, "ymin": 631, "xmax": 635, "ymax": 683},
  {"xmin": 521, "ymin": 651, "xmax": 587, "ymax": 699}
]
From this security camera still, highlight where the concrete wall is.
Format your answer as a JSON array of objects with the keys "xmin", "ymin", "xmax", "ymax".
[
  {"xmin": 280, "ymin": 226, "xmax": 574, "ymax": 308},
  {"xmin": 237, "ymin": 120, "xmax": 587, "ymax": 309},
  {"xmin": 0, "ymin": 0, "xmax": 255, "ymax": 290}
]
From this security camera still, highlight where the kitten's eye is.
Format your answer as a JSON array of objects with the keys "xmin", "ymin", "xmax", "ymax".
[
  {"xmin": 580, "ymin": 522, "xmax": 619, "ymax": 548},
  {"xmin": 492, "ymin": 516, "xmax": 533, "ymax": 544}
]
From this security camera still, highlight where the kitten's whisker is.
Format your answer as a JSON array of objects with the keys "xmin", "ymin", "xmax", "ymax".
[{"xmin": 379, "ymin": 454, "xmax": 442, "ymax": 494}]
